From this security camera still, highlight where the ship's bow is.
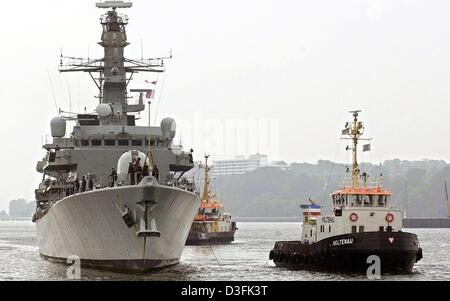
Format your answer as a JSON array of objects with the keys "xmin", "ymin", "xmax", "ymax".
[{"xmin": 36, "ymin": 180, "xmax": 200, "ymax": 272}]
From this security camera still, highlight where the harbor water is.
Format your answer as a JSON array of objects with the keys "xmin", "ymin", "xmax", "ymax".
[{"xmin": 0, "ymin": 221, "xmax": 448, "ymax": 281}]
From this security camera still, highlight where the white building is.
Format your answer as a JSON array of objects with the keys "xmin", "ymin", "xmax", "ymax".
[{"xmin": 211, "ymin": 154, "xmax": 269, "ymax": 176}]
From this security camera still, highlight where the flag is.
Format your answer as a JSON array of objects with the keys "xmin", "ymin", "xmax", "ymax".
[
  {"xmin": 145, "ymin": 80, "xmax": 157, "ymax": 98},
  {"xmin": 146, "ymin": 90, "xmax": 155, "ymax": 99},
  {"xmin": 363, "ymin": 144, "xmax": 371, "ymax": 152}
]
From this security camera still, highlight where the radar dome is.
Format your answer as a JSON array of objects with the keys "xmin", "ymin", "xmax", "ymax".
[
  {"xmin": 50, "ymin": 117, "xmax": 66, "ymax": 138},
  {"xmin": 117, "ymin": 150, "xmax": 149, "ymax": 183},
  {"xmin": 96, "ymin": 104, "xmax": 113, "ymax": 118},
  {"xmin": 161, "ymin": 118, "xmax": 176, "ymax": 140}
]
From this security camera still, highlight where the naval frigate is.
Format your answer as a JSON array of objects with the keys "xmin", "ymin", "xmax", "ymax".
[{"xmin": 33, "ymin": 1, "xmax": 200, "ymax": 272}]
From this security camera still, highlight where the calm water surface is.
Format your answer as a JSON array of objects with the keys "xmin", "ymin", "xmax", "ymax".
[{"xmin": 0, "ymin": 221, "xmax": 448, "ymax": 281}]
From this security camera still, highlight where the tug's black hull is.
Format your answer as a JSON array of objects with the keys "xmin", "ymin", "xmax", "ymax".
[
  {"xmin": 185, "ymin": 222, "xmax": 237, "ymax": 246},
  {"xmin": 269, "ymin": 231, "xmax": 422, "ymax": 274},
  {"xmin": 185, "ymin": 231, "xmax": 236, "ymax": 245}
]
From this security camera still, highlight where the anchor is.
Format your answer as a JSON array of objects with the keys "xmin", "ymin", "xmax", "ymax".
[{"xmin": 136, "ymin": 199, "xmax": 161, "ymax": 238}]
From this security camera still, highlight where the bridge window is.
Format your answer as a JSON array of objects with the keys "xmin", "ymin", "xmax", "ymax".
[
  {"xmin": 91, "ymin": 139, "xmax": 102, "ymax": 146},
  {"xmin": 105, "ymin": 139, "xmax": 116, "ymax": 146},
  {"xmin": 48, "ymin": 152, "xmax": 56, "ymax": 162},
  {"xmin": 329, "ymin": 225, "xmax": 332, "ymax": 232},
  {"xmin": 334, "ymin": 195, "xmax": 345, "ymax": 206},
  {"xmin": 359, "ymin": 226, "xmax": 365, "ymax": 233},
  {"xmin": 81, "ymin": 140, "xmax": 89, "ymax": 146},
  {"xmin": 377, "ymin": 196, "xmax": 386, "ymax": 206},
  {"xmin": 118, "ymin": 139, "xmax": 129, "ymax": 146},
  {"xmin": 362, "ymin": 196, "xmax": 370, "ymax": 206},
  {"xmin": 132, "ymin": 139, "xmax": 143, "ymax": 146},
  {"xmin": 351, "ymin": 226, "xmax": 357, "ymax": 233}
]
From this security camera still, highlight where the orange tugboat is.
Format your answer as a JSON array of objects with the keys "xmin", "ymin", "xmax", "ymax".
[{"xmin": 185, "ymin": 155, "xmax": 237, "ymax": 245}]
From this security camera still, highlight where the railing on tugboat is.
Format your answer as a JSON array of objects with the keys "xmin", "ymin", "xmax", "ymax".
[{"xmin": 338, "ymin": 175, "xmax": 384, "ymax": 189}]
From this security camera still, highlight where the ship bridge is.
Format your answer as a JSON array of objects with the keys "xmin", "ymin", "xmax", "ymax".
[{"xmin": 331, "ymin": 186, "xmax": 393, "ymax": 208}]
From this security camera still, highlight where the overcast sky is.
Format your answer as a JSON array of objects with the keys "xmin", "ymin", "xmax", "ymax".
[{"xmin": 1, "ymin": 0, "xmax": 450, "ymax": 210}]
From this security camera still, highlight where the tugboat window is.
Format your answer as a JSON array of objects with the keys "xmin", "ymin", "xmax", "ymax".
[
  {"xmin": 379, "ymin": 226, "xmax": 384, "ymax": 232},
  {"xmin": 81, "ymin": 140, "xmax": 89, "ymax": 146},
  {"xmin": 105, "ymin": 139, "xmax": 115, "ymax": 146},
  {"xmin": 351, "ymin": 226, "xmax": 357, "ymax": 233},
  {"xmin": 118, "ymin": 139, "xmax": 129, "ymax": 146},
  {"xmin": 363, "ymin": 196, "xmax": 370, "ymax": 206},
  {"xmin": 359, "ymin": 226, "xmax": 364, "ymax": 233}
]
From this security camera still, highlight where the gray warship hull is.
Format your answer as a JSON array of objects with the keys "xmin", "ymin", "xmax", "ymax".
[{"xmin": 36, "ymin": 183, "xmax": 200, "ymax": 272}]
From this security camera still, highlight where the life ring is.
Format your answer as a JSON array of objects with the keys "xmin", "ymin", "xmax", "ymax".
[
  {"xmin": 385, "ymin": 213, "xmax": 394, "ymax": 223},
  {"xmin": 349, "ymin": 213, "xmax": 358, "ymax": 222}
]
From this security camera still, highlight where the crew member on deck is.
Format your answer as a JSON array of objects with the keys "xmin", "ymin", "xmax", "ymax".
[
  {"xmin": 135, "ymin": 158, "xmax": 143, "ymax": 183},
  {"xmin": 109, "ymin": 168, "xmax": 118, "ymax": 187},
  {"xmin": 88, "ymin": 179, "xmax": 94, "ymax": 191},
  {"xmin": 152, "ymin": 165, "xmax": 160, "ymax": 181},
  {"xmin": 81, "ymin": 176, "xmax": 87, "ymax": 192},
  {"xmin": 74, "ymin": 178, "xmax": 80, "ymax": 193},
  {"xmin": 142, "ymin": 162, "xmax": 150, "ymax": 178},
  {"xmin": 128, "ymin": 162, "xmax": 136, "ymax": 185}
]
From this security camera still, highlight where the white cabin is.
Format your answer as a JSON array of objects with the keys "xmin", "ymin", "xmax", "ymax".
[{"xmin": 301, "ymin": 187, "xmax": 402, "ymax": 244}]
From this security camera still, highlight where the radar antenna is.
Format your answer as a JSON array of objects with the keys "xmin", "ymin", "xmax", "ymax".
[
  {"xmin": 96, "ymin": 1, "xmax": 133, "ymax": 9},
  {"xmin": 58, "ymin": 1, "xmax": 171, "ymax": 125}
]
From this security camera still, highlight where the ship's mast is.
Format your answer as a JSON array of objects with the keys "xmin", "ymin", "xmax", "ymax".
[
  {"xmin": 343, "ymin": 110, "xmax": 367, "ymax": 188},
  {"xmin": 59, "ymin": 1, "xmax": 170, "ymax": 125},
  {"xmin": 201, "ymin": 155, "xmax": 210, "ymax": 201}
]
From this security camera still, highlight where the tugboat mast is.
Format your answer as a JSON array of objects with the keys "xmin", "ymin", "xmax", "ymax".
[
  {"xmin": 202, "ymin": 155, "xmax": 210, "ymax": 201},
  {"xmin": 343, "ymin": 110, "xmax": 367, "ymax": 188}
]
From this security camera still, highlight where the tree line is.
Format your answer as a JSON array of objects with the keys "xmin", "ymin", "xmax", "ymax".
[{"xmin": 213, "ymin": 159, "xmax": 450, "ymax": 218}]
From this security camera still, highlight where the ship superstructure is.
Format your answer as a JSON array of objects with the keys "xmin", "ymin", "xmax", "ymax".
[
  {"xmin": 185, "ymin": 155, "xmax": 237, "ymax": 245},
  {"xmin": 33, "ymin": 1, "xmax": 200, "ymax": 272},
  {"xmin": 270, "ymin": 111, "xmax": 423, "ymax": 274}
]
